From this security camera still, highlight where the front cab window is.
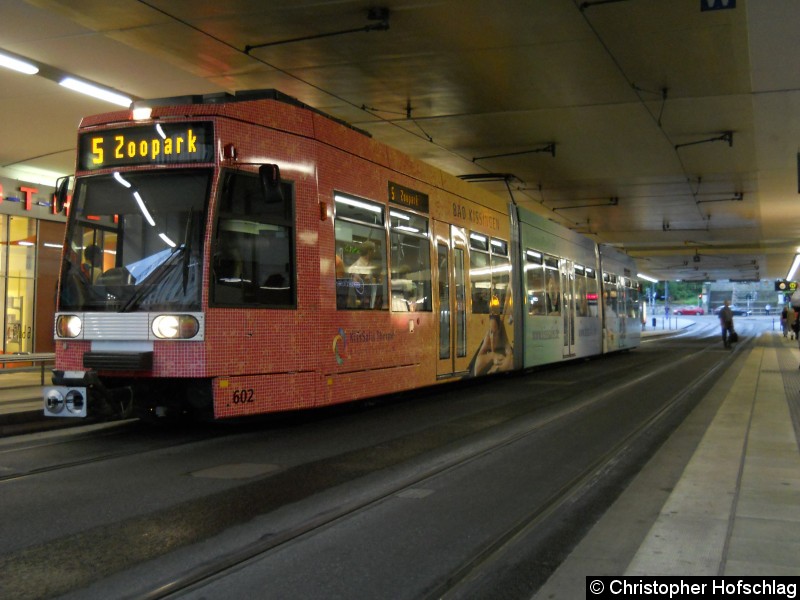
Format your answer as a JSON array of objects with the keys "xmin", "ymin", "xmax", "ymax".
[{"xmin": 212, "ymin": 169, "xmax": 295, "ymax": 307}]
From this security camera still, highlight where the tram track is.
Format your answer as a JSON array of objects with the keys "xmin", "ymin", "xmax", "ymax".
[
  {"xmin": 0, "ymin": 330, "xmax": 754, "ymax": 599},
  {"xmin": 0, "ymin": 337, "xmax": 691, "ymax": 487},
  {"xmin": 436, "ymin": 339, "xmax": 738, "ymax": 598},
  {"xmin": 0, "ymin": 420, "xmax": 228, "ymax": 483},
  {"xmin": 117, "ymin": 338, "xmax": 740, "ymax": 600}
]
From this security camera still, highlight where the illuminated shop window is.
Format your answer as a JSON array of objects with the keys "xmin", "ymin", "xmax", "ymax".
[{"xmin": 4, "ymin": 216, "xmax": 35, "ymax": 353}]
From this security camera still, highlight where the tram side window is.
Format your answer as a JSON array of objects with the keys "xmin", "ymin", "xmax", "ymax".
[
  {"xmin": 469, "ymin": 233, "xmax": 491, "ymax": 313},
  {"xmin": 468, "ymin": 234, "xmax": 511, "ymax": 314},
  {"xmin": 334, "ymin": 193, "xmax": 388, "ymax": 310},
  {"xmin": 619, "ymin": 283, "xmax": 627, "ymax": 317},
  {"xmin": 491, "ymin": 238, "xmax": 510, "ymax": 313},
  {"xmin": 619, "ymin": 278, "xmax": 630, "ymax": 317},
  {"xmin": 575, "ymin": 265, "xmax": 589, "ymax": 317},
  {"xmin": 586, "ymin": 267, "xmax": 599, "ymax": 317},
  {"xmin": 544, "ymin": 256, "xmax": 561, "ymax": 315},
  {"xmin": 604, "ymin": 272, "xmax": 618, "ymax": 316},
  {"xmin": 628, "ymin": 281, "xmax": 639, "ymax": 318},
  {"xmin": 213, "ymin": 169, "xmax": 295, "ymax": 307},
  {"xmin": 389, "ymin": 210, "xmax": 431, "ymax": 312},
  {"xmin": 525, "ymin": 250, "xmax": 545, "ymax": 315}
]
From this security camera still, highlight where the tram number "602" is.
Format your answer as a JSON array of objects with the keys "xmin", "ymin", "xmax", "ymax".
[{"xmin": 232, "ymin": 389, "xmax": 255, "ymax": 404}]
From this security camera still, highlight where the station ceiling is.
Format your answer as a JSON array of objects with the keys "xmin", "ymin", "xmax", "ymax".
[{"xmin": 1, "ymin": 0, "xmax": 798, "ymax": 283}]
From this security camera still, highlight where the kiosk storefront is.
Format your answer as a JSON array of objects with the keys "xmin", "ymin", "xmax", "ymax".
[{"xmin": 0, "ymin": 176, "xmax": 66, "ymax": 355}]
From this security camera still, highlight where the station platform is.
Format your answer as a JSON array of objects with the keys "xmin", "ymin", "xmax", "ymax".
[
  {"xmin": 0, "ymin": 368, "xmax": 56, "ymax": 435},
  {"xmin": 535, "ymin": 330, "xmax": 800, "ymax": 596}
]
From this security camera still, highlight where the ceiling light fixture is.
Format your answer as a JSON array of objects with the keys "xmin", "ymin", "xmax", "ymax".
[
  {"xmin": 637, "ymin": 273, "xmax": 658, "ymax": 283},
  {"xmin": 59, "ymin": 77, "xmax": 131, "ymax": 108},
  {"xmin": 0, "ymin": 51, "xmax": 38, "ymax": 75}
]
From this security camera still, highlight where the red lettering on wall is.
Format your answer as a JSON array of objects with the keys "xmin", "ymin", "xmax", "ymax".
[
  {"xmin": 19, "ymin": 186, "xmax": 38, "ymax": 211},
  {"xmin": 52, "ymin": 193, "xmax": 72, "ymax": 216}
]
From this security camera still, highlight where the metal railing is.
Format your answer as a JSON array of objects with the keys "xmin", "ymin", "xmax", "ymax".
[{"xmin": 0, "ymin": 353, "xmax": 55, "ymax": 385}]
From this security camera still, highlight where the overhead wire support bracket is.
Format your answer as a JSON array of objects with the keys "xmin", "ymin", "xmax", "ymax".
[
  {"xmin": 458, "ymin": 172, "xmax": 521, "ymax": 183},
  {"xmin": 458, "ymin": 173, "xmax": 522, "ymax": 206},
  {"xmin": 361, "ymin": 99, "xmax": 433, "ymax": 142},
  {"xmin": 632, "ymin": 84, "xmax": 668, "ymax": 126},
  {"xmin": 696, "ymin": 192, "xmax": 743, "ymax": 204},
  {"xmin": 580, "ymin": 0, "xmax": 632, "ymax": 11},
  {"xmin": 244, "ymin": 8, "xmax": 390, "ymax": 54},
  {"xmin": 552, "ymin": 197, "xmax": 619, "ymax": 212},
  {"xmin": 675, "ymin": 131, "xmax": 733, "ymax": 151},
  {"xmin": 472, "ymin": 143, "xmax": 556, "ymax": 163}
]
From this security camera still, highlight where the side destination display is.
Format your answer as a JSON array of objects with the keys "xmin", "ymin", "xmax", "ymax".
[
  {"xmin": 388, "ymin": 181, "xmax": 429, "ymax": 213},
  {"xmin": 78, "ymin": 122, "xmax": 215, "ymax": 170}
]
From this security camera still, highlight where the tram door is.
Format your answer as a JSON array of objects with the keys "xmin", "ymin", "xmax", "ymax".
[
  {"xmin": 561, "ymin": 259, "xmax": 575, "ymax": 357},
  {"xmin": 435, "ymin": 222, "xmax": 469, "ymax": 378}
]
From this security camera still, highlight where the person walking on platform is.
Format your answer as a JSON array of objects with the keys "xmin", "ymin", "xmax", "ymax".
[
  {"xmin": 719, "ymin": 299, "xmax": 734, "ymax": 349},
  {"xmin": 781, "ymin": 305, "xmax": 790, "ymax": 337}
]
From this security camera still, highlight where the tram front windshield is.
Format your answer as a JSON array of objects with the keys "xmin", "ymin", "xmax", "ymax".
[{"xmin": 59, "ymin": 169, "xmax": 210, "ymax": 312}]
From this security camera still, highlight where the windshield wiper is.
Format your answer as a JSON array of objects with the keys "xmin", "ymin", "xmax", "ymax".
[
  {"xmin": 119, "ymin": 245, "xmax": 185, "ymax": 313},
  {"xmin": 182, "ymin": 208, "xmax": 194, "ymax": 295}
]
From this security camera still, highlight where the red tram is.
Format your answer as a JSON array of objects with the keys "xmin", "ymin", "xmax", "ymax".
[{"xmin": 43, "ymin": 90, "xmax": 640, "ymax": 420}]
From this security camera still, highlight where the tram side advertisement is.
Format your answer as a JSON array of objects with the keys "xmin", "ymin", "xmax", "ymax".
[{"xmin": 432, "ymin": 190, "xmax": 515, "ymax": 378}]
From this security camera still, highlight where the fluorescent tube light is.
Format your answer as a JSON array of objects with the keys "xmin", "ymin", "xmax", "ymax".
[
  {"xmin": 637, "ymin": 273, "xmax": 658, "ymax": 283},
  {"xmin": 469, "ymin": 232, "xmax": 487, "ymax": 243},
  {"xmin": 334, "ymin": 195, "xmax": 382, "ymax": 213},
  {"xmin": 0, "ymin": 51, "xmax": 38, "ymax": 75},
  {"xmin": 59, "ymin": 77, "xmax": 131, "ymax": 107}
]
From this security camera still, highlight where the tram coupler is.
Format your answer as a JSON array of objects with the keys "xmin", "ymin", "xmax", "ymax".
[{"xmin": 43, "ymin": 369, "xmax": 132, "ymax": 419}]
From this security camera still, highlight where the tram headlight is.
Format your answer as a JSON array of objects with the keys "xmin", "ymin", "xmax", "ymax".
[
  {"xmin": 152, "ymin": 314, "xmax": 199, "ymax": 339},
  {"xmin": 45, "ymin": 389, "xmax": 65, "ymax": 414},
  {"xmin": 65, "ymin": 390, "xmax": 85, "ymax": 414},
  {"xmin": 56, "ymin": 315, "xmax": 82, "ymax": 338}
]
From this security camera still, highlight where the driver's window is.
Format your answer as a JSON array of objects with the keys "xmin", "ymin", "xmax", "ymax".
[{"xmin": 80, "ymin": 230, "xmax": 116, "ymax": 283}]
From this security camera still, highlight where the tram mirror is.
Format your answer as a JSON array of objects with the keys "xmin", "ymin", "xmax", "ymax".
[
  {"xmin": 259, "ymin": 164, "xmax": 284, "ymax": 204},
  {"xmin": 54, "ymin": 175, "xmax": 71, "ymax": 214}
]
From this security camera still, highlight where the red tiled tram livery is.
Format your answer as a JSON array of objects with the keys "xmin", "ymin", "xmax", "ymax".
[{"xmin": 43, "ymin": 91, "xmax": 640, "ymax": 421}]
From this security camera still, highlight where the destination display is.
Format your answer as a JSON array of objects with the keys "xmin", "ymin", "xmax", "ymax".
[
  {"xmin": 78, "ymin": 122, "xmax": 215, "ymax": 171},
  {"xmin": 388, "ymin": 181, "xmax": 429, "ymax": 213}
]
